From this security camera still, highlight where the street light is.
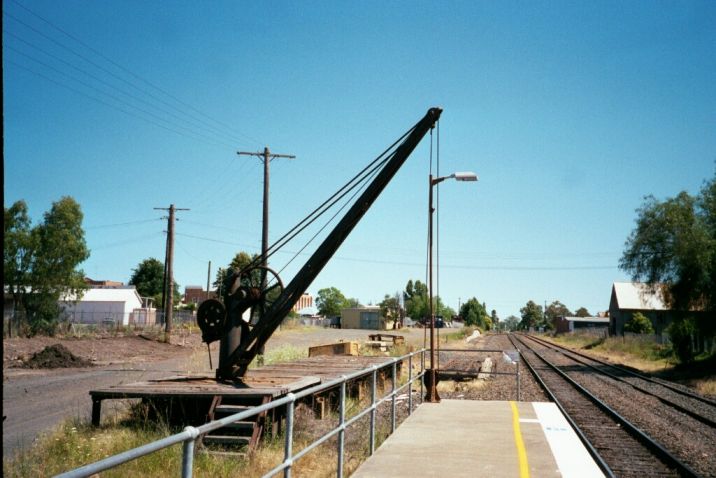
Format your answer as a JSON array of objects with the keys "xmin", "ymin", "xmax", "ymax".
[{"xmin": 425, "ymin": 171, "xmax": 478, "ymax": 403}]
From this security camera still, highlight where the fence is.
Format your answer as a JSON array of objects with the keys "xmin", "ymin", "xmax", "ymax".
[
  {"xmin": 56, "ymin": 348, "xmax": 427, "ymax": 478},
  {"xmin": 3, "ymin": 310, "xmax": 198, "ymax": 337}
]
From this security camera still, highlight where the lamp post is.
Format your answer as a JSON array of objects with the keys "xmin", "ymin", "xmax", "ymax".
[{"xmin": 425, "ymin": 172, "xmax": 478, "ymax": 403}]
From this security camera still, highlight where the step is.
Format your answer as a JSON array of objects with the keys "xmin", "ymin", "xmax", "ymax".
[
  {"xmin": 203, "ymin": 434, "xmax": 251, "ymax": 446},
  {"xmin": 215, "ymin": 404, "xmax": 253, "ymax": 415},
  {"xmin": 200, "ymin": 449, "xmax": 247, "ymax": 459},
  {"xmin": 220, "ymin": 421, "xmax": 254, "ymax": 431}
]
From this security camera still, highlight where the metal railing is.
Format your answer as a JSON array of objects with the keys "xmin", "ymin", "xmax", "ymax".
[{"xmin": 56, "ymin": 349, "xmax": 426, "ymax": 478}]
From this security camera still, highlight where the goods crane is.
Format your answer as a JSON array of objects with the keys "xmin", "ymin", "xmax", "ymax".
[{"xmin": 197, "ymin": 107, "xmax": 442, "ymax": 381}]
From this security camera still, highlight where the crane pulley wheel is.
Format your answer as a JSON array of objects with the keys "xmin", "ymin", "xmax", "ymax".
[
  {"xmin": 197, "ymin": 299, "xmax": 226, "ymax": 344},
  {"xmin": 227, "ymin": 265, "xmax": 284, "ymax": 326}
]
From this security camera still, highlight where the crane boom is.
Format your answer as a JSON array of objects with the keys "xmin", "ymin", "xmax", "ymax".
[{"xmin": 217, "ymin": 107, "xmax": 442, "ymax": 380}]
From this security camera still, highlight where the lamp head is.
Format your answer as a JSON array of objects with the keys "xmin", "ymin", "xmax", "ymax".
[{"xmin": 452, "ymin": 172, "xmax": 479, "ymax": 182}]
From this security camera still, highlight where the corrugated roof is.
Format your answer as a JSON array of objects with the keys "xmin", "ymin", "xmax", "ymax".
[
  {"xmin": 612, "ymin": 282, "xmax": 668, "ymax": 311},
  {"xmin": 64, "ymin": 287, "xmax": 143, "ymax": 304},
  {"xmin": 563, "ymin": 316, "xmax": 610, "ymax": 323}
]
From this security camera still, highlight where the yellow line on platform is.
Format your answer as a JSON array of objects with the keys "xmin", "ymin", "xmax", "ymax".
[{"xmin": 510, "ymin": 401, "xmax": 530, "ymax": 478}]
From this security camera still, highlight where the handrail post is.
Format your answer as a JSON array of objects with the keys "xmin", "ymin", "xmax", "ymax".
[
  {"xmin": 181, "ymin": 426, "xmax": 199, "ymax": 478},
  {"xmin": 284, "ymin": 396, "xmax": 295, "ymax": 478},
  {"xmin": 337, "ymin": 379, "xmax": 346, "ymax": 478},
  {"xmin": 408, "ymin": 354, "xmax": 413, "ymax": 414},
  {"xmin": 420, "ymin": 349, "xmax": 425, "ymax": 403},
  {"xmin": 370, "ymin": 368, "xmax": 377, "ymax": 455},
  {"xmin": 516, "ymin": 359, "xmax": 521, "ymax": 401},
  {"xmin": 391, "ymin": 361, "xmax": 397, "ymax": 433}
]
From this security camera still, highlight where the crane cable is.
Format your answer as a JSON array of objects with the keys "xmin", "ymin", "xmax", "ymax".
[{"xmin": 238, "ymin": 119, "xmax": 422, "ymax": 275}]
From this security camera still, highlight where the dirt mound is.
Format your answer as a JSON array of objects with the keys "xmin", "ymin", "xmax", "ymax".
[{"xmin": 23, "ymin": 344, "xmax": 93, "ymax": 369}]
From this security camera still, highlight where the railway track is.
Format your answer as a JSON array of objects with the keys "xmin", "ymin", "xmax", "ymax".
[
  {"xmin": 509, "ymin": 333, "xmax": 708, "ymax": 478},
  {"xmin": 523, "ymin": 334, "xmax": 716, "ymax": 428}
]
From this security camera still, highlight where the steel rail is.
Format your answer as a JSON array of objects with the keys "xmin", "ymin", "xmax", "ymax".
[
  {"xmin": 507, "ymin": 334, "xmax": 616, "ymax": 478},
  {"xmin": 520, "ymin": 334, "xmax": 716, "ymax": 428},
  {"xmin": 525, "ymin": 333, "xmax": 716, "ymax": 407},
  {"xmin": 513, "ymin": 334, "xmax": 700, "ymax": 478}
]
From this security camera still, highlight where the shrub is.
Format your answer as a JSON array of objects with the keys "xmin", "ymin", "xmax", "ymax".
[
  {"xmin": 624, "ymin": 312, "xmax": 654, "ymax": 334},
  {"xmin": 668, "ymin": 317, "xmax": 697, "ymax": 363}
]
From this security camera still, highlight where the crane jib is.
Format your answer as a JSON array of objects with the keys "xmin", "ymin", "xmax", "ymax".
[{"xmin": 221, "ymin": 107, "xmax": 443, "ymax": 380}]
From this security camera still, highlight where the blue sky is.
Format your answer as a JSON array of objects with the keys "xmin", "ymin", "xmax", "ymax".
[{"xmin": 4, "ymin": 0, "xmax": 715, "ymax": 319}]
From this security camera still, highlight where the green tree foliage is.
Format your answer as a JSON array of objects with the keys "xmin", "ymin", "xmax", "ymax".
[
  {"xmin": 502, "ymin": 315, "xmax": 520, "ymax": 331},
  {"xmin": 460, "ymin": 298, "xmax": 490, "ymax": 330},
  {"xmin": 519, "ymin": 300, "xmax": 544, "ymax": 330},
  {"xmin": 316, "ymin": 287, "xmax": 349, "ymax": 317},
  {"xmin": 379, "ymin": 292, "xmax": 403, "ymax": 328},
  {"xmin": 544, "ymin": 300, "xmax": 572, "ymax": 329},
  {"xmin": 620, "ymin": 175, "xmax": 716, "ymax": 313},
  {"xmin": 129, "ymin": 258, "xmax": 180, "ymax": 308},
  {"xmin": 4, "ymin": 198, "xmax": 90, "ymax": 335},
  {"xmin": 574, "ymin": 307, "xmax": 591, "ymax": 317},
  {"xmin": 213, "ymin": 251, "xmax": 259, "ymax": 299},
  {"xmin": 667, "ymin": 317, "xmax": 698, "ymax": 363},
  {"xmin": 403, "ymin": 279, "xmax": 428, "ymax": 322},
  {"xmin": 623, "ymin": 312, "xmax": 654, "ymax": 334},
  {"xmin": 4, "ymin": 201, "xmax": 34, "ymax": 322},
  {"xmin": 620, "ymin": 174, "xmax": 716, "ymax": 353}
]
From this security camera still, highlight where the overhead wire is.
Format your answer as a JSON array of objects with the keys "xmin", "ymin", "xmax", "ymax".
[
  {"xmin": 4, "ymin": 6, "xmax": 259, "ymax": 148},
  {"xmin": 237, "ymin": 121, "xmax": 419, "ymax": 273},
  {"xmin": 4, "ymin": 45, "xmax": 238, "ymax": 149},
  {"xmin": 86, "ymin": 218, "xmax": 162, "ymax": 229},
  {"xmin": 4, "ymin": 33, "xmax": 242, "ymax": 148}
]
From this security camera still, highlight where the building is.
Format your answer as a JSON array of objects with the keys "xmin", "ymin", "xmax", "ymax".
[
  {"xmin": 292, "ymin": 293, "xmax": 313, "ymax": 313},
  {"xmin": 609, "ymin": 282, "xmax": 673, "ymax": 336},
  {"xmin": 61, "ymin": 286, "xmax": 146, "ymax": 326},
  {"xmin": 553, "ymin": 316, "xmax": 610, "ymax": 334},
  {"xmin": 184, "ymin": 286, "xmax": 212, "ymax": 305},
  {"xmin": 340, "ymin": 306, "xmax": 394, "ymax": 330}
]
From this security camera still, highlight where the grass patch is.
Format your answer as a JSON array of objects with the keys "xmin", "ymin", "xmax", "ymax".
[{"xmin": 549, "ymin": 333, "xmax": 673, "ymax": 372}]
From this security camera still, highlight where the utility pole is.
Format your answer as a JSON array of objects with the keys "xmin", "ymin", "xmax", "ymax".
[
  {"xmin": 154, "ymin": 204, "xmax": 189, "ymax": 338},
  {"xmin": 236, "ymin": 147, "xmax": 295, "ymax": 272},
  {"xmin": 206, "ymin": 260, "xmax": 212, "ymax": 300}
]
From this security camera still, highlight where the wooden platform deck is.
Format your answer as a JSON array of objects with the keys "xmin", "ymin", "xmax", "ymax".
[{"xmin": 89, "ymin": 354, "xmax": 397, "ymax": 425}]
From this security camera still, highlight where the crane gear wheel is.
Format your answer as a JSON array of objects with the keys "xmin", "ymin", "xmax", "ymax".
[
  {"xmin": 226, "ymin": 265, "xmax": 284, "ymax": 327},
  {"xmin": 197, "ymin": 299, "xmax": 226, "ymax": 344}
]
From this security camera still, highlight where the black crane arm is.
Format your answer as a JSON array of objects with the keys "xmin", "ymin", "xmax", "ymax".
[{"xmin": 220, "ymin": 107, "xmax": 442, "ymax": 380}]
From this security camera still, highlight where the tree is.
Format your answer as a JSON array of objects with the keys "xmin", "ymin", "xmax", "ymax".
[
  {"xmin": 4, "ymin": 201, "xmax": 34, "ymax": 335},
  {"xmin": 379, "ymin": 292, "xmax": 403, "ymax": 329},
  {"xmin": 624, "ymin": 312, "xmax": 654, "ymax": 334},
  {"xmin": 129, "ymin": 258, "xmax": 179, "ymax": 308},
  {"xmin": 620, "ymin": 176, "xmax": 716, "ymax": 312},
  {"xmin": 544, "ymin": 300, "xmax": 572, "ymax": 329},
  {"xmin": 404, "ymin": 279, "xmax": 428, "ymax": 322},
  {"xmin": 460, "ymin": 298, "xmax": 490, "ymax": 329},
  {"xmin": 316, "ymin": 287, "xmax": 349, "ymax": 317},
  {"xmin": 620, "ymin": 174, "xmax": 716, "ymax": 354},
  {"xmin": 574, "ymin": 307, "xmax": 591, "ymax": 317},
  {"xmin": 346, "ymin": 297, "xmax": 362, "ymax": 308},
  {"xmin": 7, "ymin": 197, "xmax": 91, "ymax": 335},
  {"xmin": 503, "ymin": 315, "xmax": 520, "ymax": 331},
  {"xmin": 213, "ymin": 251, "xmax": 258, "ymax": 298},
  {"xmin": 519, "ymin": 300, "xmax": 543, "ymax": 330},
  {"xmin": 490, "ymin": 309, "xmax": 499, "ymax": 327}
]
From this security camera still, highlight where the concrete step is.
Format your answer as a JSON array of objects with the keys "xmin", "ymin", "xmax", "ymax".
[{"xmin": 203, "ymin": 434, "xmax": 251, "ymax": 446}]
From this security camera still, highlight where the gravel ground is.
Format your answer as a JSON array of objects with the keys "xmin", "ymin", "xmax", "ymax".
[
  {"xmin": 434, "ymin": 333, "xmax": 550, "ymax": 402},
  {"xmin": 522, "ymin": 336, "xmax": 716, "ymax": 477}
]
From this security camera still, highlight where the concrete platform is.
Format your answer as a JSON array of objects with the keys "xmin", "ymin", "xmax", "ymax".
[{"xmin": 352, "ymin": 400, "xmax": 604, "ymax": 478}]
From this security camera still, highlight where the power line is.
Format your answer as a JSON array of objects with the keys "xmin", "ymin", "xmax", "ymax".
[
  {"xmin": 3, "ymin": 32, "xmax": 245, "ymax": 147},
  {"xmin": 6, "ymin": 59, "xmax": 234, "ymax": 148},
  {"xmin": 7, "ymin": 0, "xmax": 263, "ymax": 147},
  {"xmin": 3, "ymin": 6, "xmax": 260, "ymax": 148},
  {"xmin": 86, "ymin": 218, "xmax": 161, "ymax": 229}
]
